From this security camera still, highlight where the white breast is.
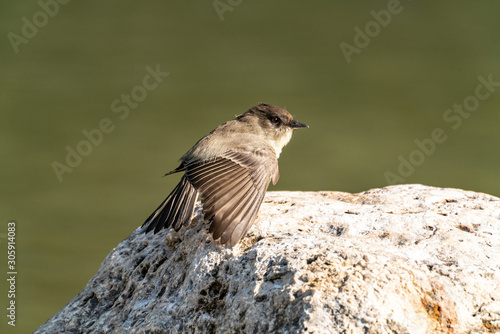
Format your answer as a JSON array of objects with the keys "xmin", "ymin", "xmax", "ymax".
[{"xmin": 269, "ymin": 130, "xmax": 293, "ymax": 158}]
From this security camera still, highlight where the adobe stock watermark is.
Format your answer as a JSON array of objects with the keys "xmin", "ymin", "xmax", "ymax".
[
  {"xmin": 213, "ymin": 0, "xmax": 243, "ymax": 21},
  {"xmin": 51, "ymin": 64, "xmax": 169, "ymax": 182},
  {"xmin": 384, "ymin": 74, "xmax": 499, "ymax": 185},
  {"xmin": 5, "ymin": 221, "xmax": 17, "ymax": 327},
  {"xmin": 340, "ymin": 0, "xmax": 411, "ymax": 64},
  {"xmin": 7, "ymin": 0, "xmax": 71, "ymax": 54}
]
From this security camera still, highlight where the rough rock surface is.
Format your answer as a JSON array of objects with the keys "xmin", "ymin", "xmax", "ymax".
[{"xmin": 35, "ymin": 185, "xmax": 500, "ymax": 333}]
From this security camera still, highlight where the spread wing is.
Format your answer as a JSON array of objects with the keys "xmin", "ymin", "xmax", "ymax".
[
  {"xmin": 186, "ymin": 148, "xmax": 279, "ymax": 246},
  {"xmin": 141, "ymin": 174, "xmax": 198, "ymax": 234}
]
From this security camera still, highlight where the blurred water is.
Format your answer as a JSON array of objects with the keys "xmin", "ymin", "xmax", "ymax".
[{"xmin": 1, "ymin": 1, "xmax": 499, "ymax": 332}]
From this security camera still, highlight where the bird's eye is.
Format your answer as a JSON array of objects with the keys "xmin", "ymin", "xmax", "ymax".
[{"xmin": 270, "ymin": 116, "xmax": 280, "ymax": 124}]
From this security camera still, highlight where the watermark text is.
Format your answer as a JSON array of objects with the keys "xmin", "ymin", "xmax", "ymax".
[
  {"xmin": 340, "ymin": 0, "xmax": 410, "ymax": 63},
  {"xmin": 51, "ymin": 64, "xmax": 169, "ymax": 182},
  {"xmin": 7, "ymin": 0, "xmax": 71, "ymax": 54},
  {"xmin": 384, "ymin": 74, "xmax": 499, "ymax": 184},
  {"xmin": 6, "ymin": 221, "xmax": 17, "ymax": 327},
  {"xmin": 213, "ymin": 0, "xmax": 243, "ymax": 21}
]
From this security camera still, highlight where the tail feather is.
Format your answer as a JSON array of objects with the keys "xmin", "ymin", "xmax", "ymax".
[{"xmin": 142, "ymin": 175, "xmax": 198, "ymax": 234}]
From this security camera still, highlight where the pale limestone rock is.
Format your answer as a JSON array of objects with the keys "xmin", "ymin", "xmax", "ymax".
[{"xmin": 35, "ymin": 185, "xmax": 500, "ymax": 333}]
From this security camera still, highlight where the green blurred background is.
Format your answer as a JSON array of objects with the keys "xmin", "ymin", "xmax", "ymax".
[{"xmin": 1, "ymin": 1, "xmax": 499, "ymax": 332}]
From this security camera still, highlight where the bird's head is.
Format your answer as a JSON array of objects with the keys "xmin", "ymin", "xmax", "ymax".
[{"xmin": 237, "ymin": 103, "xmax": 308, "ymax": 157}]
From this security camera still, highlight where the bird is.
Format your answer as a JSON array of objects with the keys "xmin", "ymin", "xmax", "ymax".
[{"xmin": 142, "ymin": 103, "xmax": 308, "ymax": 246}]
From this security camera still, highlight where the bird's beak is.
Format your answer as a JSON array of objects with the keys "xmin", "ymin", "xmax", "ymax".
[{"xmin": 290, "ymin": 120, "xmax": 309, "ymax": 129}]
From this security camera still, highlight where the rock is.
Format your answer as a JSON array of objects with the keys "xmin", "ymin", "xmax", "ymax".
[{"xmin": 35, "ymin": 185, "xmax": 500, "ymax": 333}]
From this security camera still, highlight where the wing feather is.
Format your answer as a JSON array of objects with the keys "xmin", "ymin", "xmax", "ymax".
[
  {"xmin": 209, "ymin": 180, "xmax": 254, "ymax": 237},
  {"xmin": 189, "ymin": 159, "xmax": 234, "ymax": 184},
  {"xmin": 185, "ymin": 148, "xmax": 278, "ymax": 245},
  {"xmin": 201, "ymin": 169, "xmax": 249, "ymax": 213},
  {"xmin": 142, "ymin": 175, "xmax": 197, "ymax": 234},
  {"xmin": 215, "ymin": 187, "xmax": 260, "ymax": 243},
  {"xmin": 198, "ymin": 168, "xmax": 248, "ymax": 204}
]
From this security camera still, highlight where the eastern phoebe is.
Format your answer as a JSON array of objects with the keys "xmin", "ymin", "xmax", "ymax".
[{"xmin": 142, "ymin": 103, "xmax": 308, "ymax": 246}]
